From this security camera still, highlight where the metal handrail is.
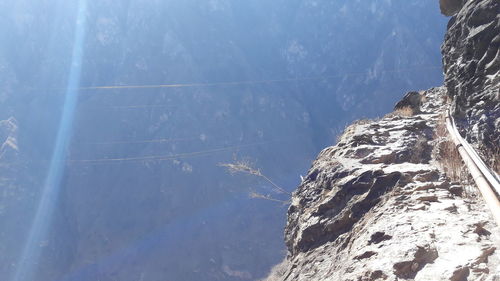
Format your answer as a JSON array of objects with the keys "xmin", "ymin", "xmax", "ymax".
[
  {"xmin": 445, "ymin": 111, "xmax": 500, "ymax": 226},
  {"xmin": 448, "ymin": 112, "xmax": 500, "ymax": 195}
]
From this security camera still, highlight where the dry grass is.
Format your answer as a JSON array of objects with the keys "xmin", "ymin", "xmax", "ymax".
[
  {"xmin": 383, "ymin": 106, "xmax": 414, "ymax": 119},
  {"xmin": 432, "ymin": 113, "xmax": 475, "ymax": 196},
  {"xmin": 490, "ymin": 148, "xmax": 500, "ymax": 175},
  {"xmin": 443, "ymin": 93, "xmax": 451, "ymax": 104},
  {"xmin": 249, "ymin": 191, "xmax": 289, "ymax": 204},
  {"xmin": 221, "ymin": 160, "xmax": 262, "ymax": 177},
  {"xmin": 420, "ymin": 92, "xmax": 428, "ymax": 103},
  {"xmin": 393, "ymin": 106, "xmax": 414, "ymax": 117}
]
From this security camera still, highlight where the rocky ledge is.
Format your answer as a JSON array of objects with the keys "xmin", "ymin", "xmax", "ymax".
[{"xmin": 266, "ymin": 87, "xmax": 499, "ymax": 281}]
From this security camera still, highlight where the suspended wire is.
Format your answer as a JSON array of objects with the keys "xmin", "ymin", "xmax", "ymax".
[
  {"xmin": 108, "ymin": 104, "xmax": 176, "ymax": 109},
  {"xmin": 78, "ymin": 65, "xmax": 442, "ymax": 92},
  {"xmin": 79, "ymin": 137, "xmax": 197, "ymax": 145},
  {"xmin": 61, "ymin": 65, "xmax": 442, "ymax": 163},
  {"xmin": 73, "ymin": 65, "xmax": 442, "ymax": 111},
  {"xmin": 67, "ymin": 139, "xmax": 282, "ymax": 164},
  {"xmin": 76, "ymin": 104, "xmax": 176, "ymax": 110}
]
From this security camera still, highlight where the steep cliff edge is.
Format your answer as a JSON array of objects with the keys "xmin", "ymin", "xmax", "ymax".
[{"xmin": 267, "ymin": 1, "xmax": 499, "ymax": 280}]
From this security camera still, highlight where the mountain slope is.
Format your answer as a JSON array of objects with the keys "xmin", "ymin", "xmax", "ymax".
[{"xmin": 0, "ymin": 2, "xmax": 449, "ymax": 280}]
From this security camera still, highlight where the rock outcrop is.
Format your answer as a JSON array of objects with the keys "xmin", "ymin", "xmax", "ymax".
[
  {"xmin": 267, "ymin": 1, "xmax": 500, "ymax": 280},
  {"xmin": 267, "ymin": 88, "xmax": 500, "ymax": 281},
  {"xmin": 442, "ymin": 0, "xmax": 499, "ymax": 162}
]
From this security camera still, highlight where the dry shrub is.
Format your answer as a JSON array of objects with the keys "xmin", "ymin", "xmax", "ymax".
[
  {"xmin": 393, "ymin": 106, "xmax": 414, "ymax": 117},
  {"xmin": 353, "ymin": 118, "xmax": 373, "ymax": 126},
  {"xmin": 249, "ymin": 191, "xmax": 289, "ymax": 204},
  {"xmin": 220, "ymin": 159, "xmax": 290, "ymax": 204},
  {"xmin": 491, "ymin": 148, "xmax": 500, "ymax": 175},
  {"xmin": 420, "ymin": 92, "xmax": 428, "ymax": 103},
  {"xmin": 432, "ymin": 114, "xmax": 476, "ymax": 196},
  {"xmin": 443, "ymin": 94, "xmax": 451, "ymax": 104}
]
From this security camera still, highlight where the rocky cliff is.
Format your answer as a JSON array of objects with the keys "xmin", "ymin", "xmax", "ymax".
[
  {"xmin": 267, "ymin": 1, "xmax": 500, "ymax": 280},
  {"xmin": 441, "ymin": 0, "xmax": 499, "ymax": 169}
]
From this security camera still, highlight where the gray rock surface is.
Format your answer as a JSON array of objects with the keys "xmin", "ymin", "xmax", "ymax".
[
  {"xmin": 442, "ymin": 0, "xmax": 500, "ymax": 161},
  {"xmin": 267, "ymin": 87, "xmax": 500, "ymax": 281},
  {"xmin": 439, "ymin": 0, "xmax": 466, "ymax": 16},
  {"xmin": 394, "ymin": 91, "xmax": 423, "ymax": 114}
]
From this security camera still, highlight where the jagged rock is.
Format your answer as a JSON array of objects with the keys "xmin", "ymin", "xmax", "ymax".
[
  {"xmin": 392, "ymin": 245, "xmax": 439, "ymax": 279},
  {"xmin": 266, "ymin": 87, "xmax": 500, "ymax": 280},
  {"xmin": 442, "ymin": 0, "xmax": 500, "ymax": 160},
  {"xmin": 439, "ymin": 0, "xmax": 465, "ymax": 16},
  {"xmin": 450, "ymin": 266, "xmax": 470, "ymax": 281},
  {"xmin": 449, "ymin": 185, "xmax": 464, "ymax": 197}
]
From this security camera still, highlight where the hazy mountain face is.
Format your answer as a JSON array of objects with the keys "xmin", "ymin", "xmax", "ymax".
[{"xmin": 0, "ymin": 0, "xmax": 446, "ymax": 280}]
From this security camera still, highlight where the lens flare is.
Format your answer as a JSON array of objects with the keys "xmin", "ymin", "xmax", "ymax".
[{"xmin": 12, "ymin": 1, "xmax": 87, "ymax": 280}]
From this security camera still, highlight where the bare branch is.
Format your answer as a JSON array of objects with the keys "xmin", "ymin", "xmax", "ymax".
[
  {"xmin": 219, "ymin": 160, "xmax": 262, "ymax": 176},
  {"xmin": 219, "ymin": 160, "xmax": 290, "ymax": 195},
  {"xmin": 219, "ymin": 158, "xmax": 292, "ymax": 202},
  {"xmin": 249, "ymin": 192, "xmax": 290, "ymax": 205}
]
